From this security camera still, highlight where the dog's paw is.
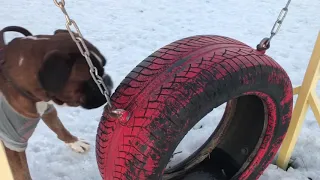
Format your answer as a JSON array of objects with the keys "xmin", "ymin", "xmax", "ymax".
[{"xmin": 66, "ymin": 138, "xmax": 90, "ymax": 153}]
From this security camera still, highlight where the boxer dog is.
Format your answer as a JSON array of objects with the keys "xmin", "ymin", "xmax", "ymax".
[{"xmin": 0, "ymin": 26, "xmax": 113, "ymax": 180}]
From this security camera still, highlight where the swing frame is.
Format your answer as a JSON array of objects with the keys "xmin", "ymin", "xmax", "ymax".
[
  {"xmin": 0, "ymin": 142, "xmax": 14, "ymax": 180},
  {"xmin": 276, "ymin": 31, "xmax": 320, "ymax": 170}
]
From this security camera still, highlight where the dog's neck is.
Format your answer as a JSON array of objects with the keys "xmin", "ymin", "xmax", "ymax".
[
  {"xmin": 0, "ymin": 48, "xmax": 42, "ymax": 118},
  {"xmin": 0, "ymin": 48, "xmax": 40, "ymax": 102}
]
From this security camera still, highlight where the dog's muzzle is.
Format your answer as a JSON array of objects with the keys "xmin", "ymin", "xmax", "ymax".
[
  {"xmin": 102, "ymin": 74, "xmax": 113, "ymax": 95},
  {"xmin": 81, "ymin": 73, "xmax": 114, "ymax": 109}
]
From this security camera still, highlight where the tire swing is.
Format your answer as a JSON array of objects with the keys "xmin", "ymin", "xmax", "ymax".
[
  {"xmin": 52, "ymin": 0, "xmax": 293, "ymax": 180},
  {"xmin": 95, "ymin": 1, "xmax": 294, "ymax": 180}
]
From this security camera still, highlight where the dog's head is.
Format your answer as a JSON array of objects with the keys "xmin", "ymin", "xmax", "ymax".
[{"xmin": 0, "ymin": 27, "xmax": 113, "ymax": 110}]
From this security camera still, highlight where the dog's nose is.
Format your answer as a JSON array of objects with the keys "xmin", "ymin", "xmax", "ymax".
[{"xmin": 103, "ymin": 74, "xmax": 113, "ymax": 94}]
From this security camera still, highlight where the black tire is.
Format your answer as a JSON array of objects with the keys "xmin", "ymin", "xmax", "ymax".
[{"xmin": 96, "ymin": 35, "xmax": 293, "ymax": 180}]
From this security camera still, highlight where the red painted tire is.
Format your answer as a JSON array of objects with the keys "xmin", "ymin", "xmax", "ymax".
[{"xmin": 96, "ymin": 35, "xmax": 293, "ymax": 180}]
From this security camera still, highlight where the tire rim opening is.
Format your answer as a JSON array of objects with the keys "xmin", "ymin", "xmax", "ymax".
[{"xmin": 163, "ymin": 95, "xmax": 267, "ymax": 179}]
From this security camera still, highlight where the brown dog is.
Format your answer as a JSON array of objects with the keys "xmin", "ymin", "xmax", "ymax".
[{"xmin": 0, "ymin": 26, "xmax": 113, "ymax": 180}]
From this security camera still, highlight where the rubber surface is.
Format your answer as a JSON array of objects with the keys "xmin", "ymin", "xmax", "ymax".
[{"xmin": 96, "ymin": 35, "xmax": 293, "ymax": 180}]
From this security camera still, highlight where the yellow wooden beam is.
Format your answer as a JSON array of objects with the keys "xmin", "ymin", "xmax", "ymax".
[
  {"xmin": 309, "ymin": 91, "xmax": 320, "ymax": 125},
  {"xmin": 276, "ymin": 31, "xmax": 320, "ymax": 169},
  {"xmin": 0, "ymin": 142, "xmax": 14, "ymax": 180},
  {"xmin": 293, "ymin": 86, "xmax": 301, "ymax": 95}
]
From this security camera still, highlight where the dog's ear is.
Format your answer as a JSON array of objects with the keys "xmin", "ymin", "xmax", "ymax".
[
  {"xmin": 54, "ymin": 29, "xmax": 69, "ymax": 35},
  {"xmin": 54, "ymin": 29, "xmax": 107, "ymax": 67},
  {"xmin": 38, "ymin": 50, "xmax": 75, "ymax": 93},
  {"xmin": 54, "ymin": 29, "xmax": 78, "ymax": 36},
  {"xmin": 90, "ymin": 50, "xmax": 107, "ymax": 67}
]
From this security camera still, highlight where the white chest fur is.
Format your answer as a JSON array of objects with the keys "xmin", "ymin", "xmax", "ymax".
[{"xmin": 35, "ymin": 101, "xmax": 55, "ymax": 116}]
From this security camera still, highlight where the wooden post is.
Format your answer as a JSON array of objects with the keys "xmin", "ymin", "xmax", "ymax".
[
  {"xmin": 0, "ymin": 142, "xmax": 14, "ymax": 180},
  {"xmin": 276, "ymin": 31, "xmax": 320, "ymax": 169}
]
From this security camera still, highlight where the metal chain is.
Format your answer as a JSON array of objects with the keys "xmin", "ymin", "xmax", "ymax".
[
  {"xmin": 53, "ymin": 0, "xmax": 113, "ymax": 109},
  {"xmin": 257, "ymin": 0, "xmax": 292, "ymax": 51}
]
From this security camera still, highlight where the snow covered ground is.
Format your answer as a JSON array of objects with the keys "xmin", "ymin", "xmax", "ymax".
[{"xmin": 1, "ymin": 0, "xmax": 320, "ymax": 179}]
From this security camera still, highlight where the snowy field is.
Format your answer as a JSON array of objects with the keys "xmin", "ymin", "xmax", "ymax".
[{"xmin": 1, "ymin": 0, "xmax": 320, "ymax": 179}]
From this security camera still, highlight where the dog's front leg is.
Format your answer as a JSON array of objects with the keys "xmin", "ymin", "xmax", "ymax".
[
  {"xmin": 41, "ymin": 106, "xmax": 90, "ymax": 153},
  {"xmin": 4, "ymin": 145, "xmax": 32, "ymax": 180}
]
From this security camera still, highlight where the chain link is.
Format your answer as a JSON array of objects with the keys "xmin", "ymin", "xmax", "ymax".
[
  {"xmin": 257, "ymin": 0, "xmax": 292, "ymax": 51},
  {"xmin": 53, "ymin": 0, "xmax": 113, "ymax": 109}
]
